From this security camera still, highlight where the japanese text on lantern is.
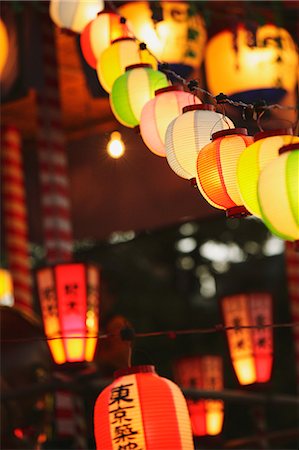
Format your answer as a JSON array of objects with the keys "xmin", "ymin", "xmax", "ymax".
[{"xmin": 108, "ymin": 381, "xmax": 144, "ymax": 450}]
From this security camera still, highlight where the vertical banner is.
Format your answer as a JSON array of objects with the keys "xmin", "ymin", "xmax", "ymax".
[
  {"xmin": 36, "ymin": 3, "xmax": 73, "ymax": 264},
  {"xmin": 1, "ymin": 125, "xmax": 33, "ymax": 316},
  {"xmin": 285, "ymin": 241, "xmax": 299, "ymax": 389}
]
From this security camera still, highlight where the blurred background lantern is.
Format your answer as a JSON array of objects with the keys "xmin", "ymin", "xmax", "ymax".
[
  {"xmin": 174, "ymin": 356, "xmax": 224, "ymax": 437},
  {"xmin": 221, "ymin": 292, "xmax": 273, "ymax": 385},
  {"xmin": 96, "ymin": 38, "xmax": 157, "ymax": 93},
  {"xmin": 118, "ymin": 1, "xmax": 207, "ymax": 75},
  {"xmin": 165, "ymin": 104, "xmax": 235, "ymax": 181},
  {"xmin": 94, "ymin": 365, "xmax": 194, "ymax": 449},
  {"xmin": 258, "ymin": 143, "xmax": 299, "ymax": 244},
  {"xmin": 106, "ymin": 130, "xmax": 125, "ymax": 159},
  {"xmin": 80, "ymin": 10, "xmax": 131, "ymax": 69},
  {"xmin": 36, "ymin": 263, "xmax": 100, "ymax": 365},
  {"xmin": 49, "ymin": 0, "xmax": 104, "ymax": 34},
  {"xmin": 0, "ymin": 17, "xmax": 8, "ymax": 79},
  {"xmin": 110, "ymin": 63, "xmax": 169, "ymax": 128},
  {"xmin": 0, "ymin": 269, "xmax": 14, "ymax": 307},
  {"xmin": 205, "ymin": 24, "xmax": 299, "ymax": 103},
  {"xmin": 140, "ymin": 85, "xmax": 201, "ymax": 157},
  {"xmin": 237, "ymin": 129, "xmax": 299, "ymax": 218},
  {"xmin": 196, "ymin": 128, "xmax": 253, "ymax": 218}
]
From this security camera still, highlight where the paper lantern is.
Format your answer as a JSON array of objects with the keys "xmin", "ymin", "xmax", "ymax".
[
  {"xmin": 237, "ymin": 129, "xmax": 298, "ymax": 218},
  {"xmin": 196, "ymin": 128, "xmax": 254, "ymax": 217},
  {"xmin": 80, "ymin": 10, "xmax": 131, "ymax": 68},
  {"xmin": 205, "ymin": 24, "xmax": 298, "ymax": 102},
  {"xmin": 0, "ymin": 18, "xmax": 8, "ymax": 78},
  {"xmin": 94, "ymin": 365, "xmax": 194, "ymax": 450},
  {"xmin": 110, "ymin": 64, "xmax": 169, "ymax": 128},
  {"xmin": 36, "ymin": 263, "xmax": 100, "ymax": 365},
  {"xmin": 222, "ymin": 293, "xmax": 273, "ymax": 385},
  {"xmin": 96, "ymin": 38, "xmax": 157, "ymax": 93},
  {"xmin": 118, "ymin": 1, "xmax": 207, "ymax": 70},
  {"xmin": 0, "ymin": 269, "xmax": 14, "ymax": 307},
  {"xmin": 165, "ymin": 104, "xmax": 235, "ymax": 180},
  {"xmin": 258, "ymin": 143, "xmax": 299, "ymax": 243},
  {"xmin": 140, "ymin": 85, "xmax": 201, "ymax": 157},
  {"xmin": 50, "ymin": 0, "xmax": 104, "ymax": 34},
  {"xmin": 174, "ymin": 356, "xmax": 224, "ymax": 436}
]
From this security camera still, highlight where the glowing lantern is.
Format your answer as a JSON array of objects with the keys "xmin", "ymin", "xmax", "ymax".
[
  {"xmin": 174, "ymin": 356, "xmax": 224, "ymax": 436},
  {"xmin": 196, "ymin": 128, "xmax": 254, "ymax": 217},
  {"xmin": 140, "ymin": 86, "xmax": 201, "ymax": 157},
  {"xmin": 49, "ymin": 0, "xmax": 104, "ymax": 34},
  {"xmin": 222, "ymin": 293, "xmax": 273, "ymax": 385},
  {"xmin": 110, "ymin": 64, "xmax": 169, "ymax": 128},
  {"xmin": 258, "ymin": 143, "xmax": 299, "ymax": 243},
  {"xmin": 0, "ymin": 18, "xmax": 8, "ymax": 78},
  {"xmin": 80, "ymin": 10, "xmax": 131, "ymax": 68},
  {"xmin": 165, "ymin": 104, "xmax": 235, "ymax": 180},
  {"xmin": 0, "ymin": 269, "xmax": 14, "ymax": 307},
  {"xmin": 94, "ymin": 365, "xmax": 194, "ymax": 449},
  {"xmin": 36, "ymin": 263, "xmax": 100, "ymax": 365},
  {"xmin": 237, "ymin": 129, "xmax": 298, "ymax": 218},
  {"xmin": 118, "ymin": 1, "xmax": 207, "ymax": 70},
  {"xmin": 205, "ymin": 24, "xmax": 298, "ymax": 102},
  {"xmin": 107, "ymin": 131, "xmax": 125, "ymax": 159},
  {"xmin": 96, "ymin": 38, "xmax": 157, "ymax": 93}
]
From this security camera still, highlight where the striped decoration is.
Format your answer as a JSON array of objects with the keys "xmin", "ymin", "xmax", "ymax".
[
  {"xmin": 1, "ymin": 126, "xmax": 33, "ymax": 316},
  {"xmin": 285, "ymin": 241, "xmax": 299, "ymax": 388},
  {"xmin": 36, "ymin": 6, "xmax": 73, "ymax": 263},
  {"xmin": 73, "ymin": 395, "xmax": 87, "ymax": 450},
  {"xmin": 97, "ymin": 38, "xmax": 157, "ymax": 93},
  {"xmin": 237, "ymin": 132, "xmax": 299, "ymax": 217},
  {"xmin": 110, "ymin": 64, "xmax": 169, "ymax": 128},
  {"xmin": 94, "ymin": 365, "xmax": 194, "ymax": 450},
  {"xmin": 55, "ymin": 390, "xmax": 75, "ymax": 439},
  {"xmin": 196, "ymin": 129, "xmax": 253, "ymax": 215}
]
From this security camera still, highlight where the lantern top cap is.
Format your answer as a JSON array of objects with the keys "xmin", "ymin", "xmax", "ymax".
[
  {"xmin": 114, "ymin": 365, "xmax": 156, "ymax": 379},
  {"xmin": 125, "ymin": 63, "xmax": 153, "ymax": 71},
  {"xmin": 111, "ymin": 37, "xmax": 134, "ymax": 44},
  {"xmin": 155, "ymin": 85, "xmax": 184, "ymax": 96},
  {"xmin": 183, "ymin": 104, "xmax": 215, "ymax": 114},
  {"xmin": 279, "ymin": 143, "xmax": 299, "ymax": 155},
  {"xmin": 212, "ymin": 128, "xmax": 248, "ymax": 141},
  {"xmin": 254, "ymin": 128, "xmax": 293, "ymax": 142}
]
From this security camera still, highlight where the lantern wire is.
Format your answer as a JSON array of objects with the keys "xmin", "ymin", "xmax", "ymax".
[{"xmin": 2, "ymin": 321, "xmax": 299, "ymax": 344}]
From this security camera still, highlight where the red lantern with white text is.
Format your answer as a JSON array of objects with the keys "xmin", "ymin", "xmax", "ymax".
[
  {"xmin": 94, "ymin": 365, "xmax": 194, "ymax": 449},
  {"xmin": 37, "ymin": 263, "xmax": 100, "ymax": 365},
  {"xmin": 174, "ymin": 356, "xmax": 224, "ymax": 436},
  {"xmin": 222, "ymin": 293, "xmax": 273, "ymax": 385}
]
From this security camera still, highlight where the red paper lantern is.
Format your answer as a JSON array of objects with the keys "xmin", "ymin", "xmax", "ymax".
[
  {"xmin": 94, "ymin": 365, "xmax": 194, "ymax": 450},
  {"xmin": 174, "ymin": 356, "xmax": 224, "ymax": 436},
  {"xmin": 37, "ymin": 263, "xmax": 100, "ymax": 365},
  {"xmin": 221, "ymin": 293, "xmax": 273, "ymax": 385}
]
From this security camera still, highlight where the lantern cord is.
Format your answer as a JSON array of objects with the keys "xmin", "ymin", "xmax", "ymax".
[{"xmin": 2, "ymin": 321, "xmax": 299, "ymax": 344}]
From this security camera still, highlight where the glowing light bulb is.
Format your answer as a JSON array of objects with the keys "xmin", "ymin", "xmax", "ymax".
[{"xmin": 107, "ymin": 131, "xmax": 125, "ymax": 159}]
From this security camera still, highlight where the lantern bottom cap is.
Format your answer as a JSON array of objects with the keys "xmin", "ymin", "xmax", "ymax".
[{"xmin": 226, "ymin": 205, "xmax": 250, "ymax": 218}]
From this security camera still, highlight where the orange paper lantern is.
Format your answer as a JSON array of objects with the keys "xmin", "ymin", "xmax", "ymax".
[
  {"xmin": 94, "ymin": 365, "xmax": 194, "ymax": 450},
  {"xmin": 37, "ymin": 263, "xmax": 100, "ymax": 365},
  {"xmin": 222, "ymin": 293, "xmax": 273, "ymax": 385},
  {"xmin": 174, "ymin": 356, "xmax": 224, "ymax": 436},
  {"xmin": 196, "ymin": 128, "xmax": 254, "ymax": 217}
]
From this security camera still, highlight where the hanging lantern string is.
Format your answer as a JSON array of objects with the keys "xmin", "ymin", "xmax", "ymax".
[
  {"xmin": 105, "ymin": 0, "xmax": 298, "ymax": 115},
  {"xmin": 2, "ymin": 321, "xmax": 299, "ymax": 344}
]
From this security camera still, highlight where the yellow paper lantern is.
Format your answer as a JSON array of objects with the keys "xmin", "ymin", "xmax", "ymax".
[
  {"xmin": 0, "ymin": 269, "xmax": 14, "ymax": 307},
  {"xmin": 165, "ymin": 104, "xmax": 235, "ymax": 180},
  {"xmin": 205, "ymin": 24, "xmax": 299, "ymax": 102},
  {"xmin": 97, "ymin": 38, "xmax": 157, "ymax": 93},
  {"xmin": 237, "ymin": 129, "xmax": 299, "ymax": 218},
  {"xmin": 118, "ymin": 1, "xmax": 207, "ymax": 69},
  {"xmin": 0, "ymin": 18, "xmax": 8, "ymax": 79},
  {"xmin": 50, "ymin": 0, "xmax": 104, "ymax": 33},
  {"xmin": 258, "ymin": 143, "xmax": 299, "ymax": 243}
]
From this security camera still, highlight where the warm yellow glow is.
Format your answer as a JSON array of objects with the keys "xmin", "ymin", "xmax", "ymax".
[
  {"xmin": 118, "ymin": 1, "xmax": 207, "ymax": 68},
  {"xmin": 0, "ymin": 269, "xmax": 14, "ymax": 307},
  {"xmin": 107, "ymin": 131, "xmax": 125, "ymax": 158},
  {"xmin": 233, "ymin": 357, "xmax": 256, "ymax": 385},
  {"xmin": 0, "ymin": 18, "xmax": 8, "ymax": 78},
  {"xmin": 205, "ymin": 24, "xmax": 298, "ymax": 96},
  {"xmin": 206, "ymin": 400, "xmax": 224, "ymax": 435},
  {"xmin": 49, "ymin": 0, "xmax": 104, "ymax": 33}
]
